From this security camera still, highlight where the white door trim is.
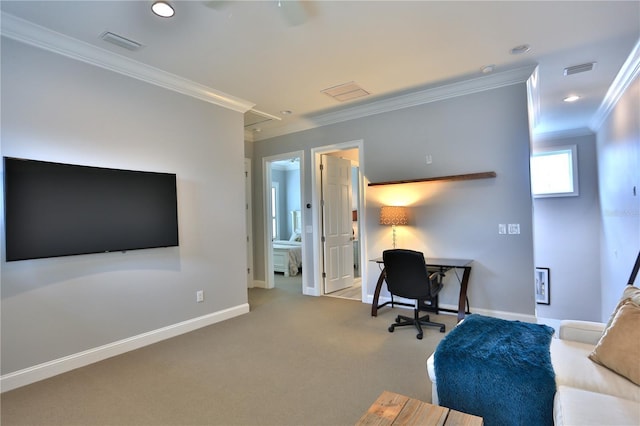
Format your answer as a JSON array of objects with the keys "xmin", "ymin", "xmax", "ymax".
[{"xmin": 245, "ymin": 158, "xmax": 254, "ymax": 288}]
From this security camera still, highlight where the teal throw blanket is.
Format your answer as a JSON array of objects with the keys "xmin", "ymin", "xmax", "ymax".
[{"xmin": 433, "ymin": 314, "xmax": 555, "ymax": 426}]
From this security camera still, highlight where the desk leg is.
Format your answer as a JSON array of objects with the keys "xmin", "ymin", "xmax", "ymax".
[
  {"xmin": 371, "ymin": 268, "xmax": 386, "ymax": 317},
  {"xmin": 457, "ymin": 266, "xmax": 471, "ymax": 322}
]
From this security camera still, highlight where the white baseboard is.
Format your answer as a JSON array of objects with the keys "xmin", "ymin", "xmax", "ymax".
[
  {"xmin": 364, "ymin": 295, "xmax": 536, "ymax": 323},
  {"xmin": 252, "ymin": 279, "xmax": 267, "ymax": 288},
  {"xmin": 252, "ymin": 279, "xmax": 317, "ymax": 296},
  {"xmin": 1, "ymin": 303, "xmax": 250, "ymax": 393},
  {"xmin": 460, "ymin": 305, "xmax": 536, "ymax": 323}
]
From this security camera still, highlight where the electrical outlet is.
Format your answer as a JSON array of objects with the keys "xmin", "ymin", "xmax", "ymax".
[
  {"xmin": 508, "ymin": 224, "xmax": 520, "ymax": 234},
  {"xmin": 425, "ymin": 154, "xmax": 433, "ymax": 165},
  {"xmin": 196, "ymin": 290, "xmax": 204, "ymax": 303},
  {"xmin": 498, "ymin": 224, "xmax": 507, "ymax": 234}
]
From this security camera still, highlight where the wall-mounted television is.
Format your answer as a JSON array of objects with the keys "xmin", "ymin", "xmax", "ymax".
[{"xmin": 4, "ymin": 157, "xmax": 179, "ymax": 262}]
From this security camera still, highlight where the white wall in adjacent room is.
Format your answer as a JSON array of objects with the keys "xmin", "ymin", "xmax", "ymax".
[
  {"xmin": 533, "ymin": 133, "xmax": 601, "ymax": 321},
  {"xmin": 597, "ymin": 75, "xmax": 640, "ymax": 321}
]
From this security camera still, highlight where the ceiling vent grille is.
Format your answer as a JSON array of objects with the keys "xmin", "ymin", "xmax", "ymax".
[
  {"xmin": 322, "ymin": 82, "xmax": 370, "ymax": 102},
  {"xmin": 564, "ymin": 62, "xmax": 596, "ymax": 76},
  {"xmin": 100, "ymin": 32, "xmax": 143, "ymax": 51}
]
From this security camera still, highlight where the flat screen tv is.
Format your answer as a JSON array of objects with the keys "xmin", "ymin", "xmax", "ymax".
[{"xmin": 4, "ymin": 157, "xmax": 179, "ymax": 261}]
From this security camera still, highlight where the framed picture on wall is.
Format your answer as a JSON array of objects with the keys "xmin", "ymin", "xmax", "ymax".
[{"xmin": 535, "ymin": 267, "xmax": 550, "ymax": 305}]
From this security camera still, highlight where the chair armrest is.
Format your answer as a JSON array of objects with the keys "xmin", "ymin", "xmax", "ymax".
[{"xmin": 558, "ymin": 320, "xmax": 606, "ymax": 345}]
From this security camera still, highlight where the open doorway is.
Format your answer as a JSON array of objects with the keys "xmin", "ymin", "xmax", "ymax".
[
  {"xmin": 311, "ymin": 141, "xmax": 366, "ymax": 301},
  {"xmin": 263, "ymin": 151, "xmax": 305, "ymax": 293}
]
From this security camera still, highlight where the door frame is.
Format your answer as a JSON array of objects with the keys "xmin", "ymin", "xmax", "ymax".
[
  {"xmin": 245, "ymin": 158, "xmax": 254, "ymax": 288},
  {"xmin": 262, "ymin": 151, "xmax": 305, "ymax": 290},
  {"xmin": 311, "ymin": 140, "xmax": 367, "ymax": 299}
]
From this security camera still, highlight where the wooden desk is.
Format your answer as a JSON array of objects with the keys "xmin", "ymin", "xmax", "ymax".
[
  {"xmin": 356, "ymin": 391, "xmax": 483, "ymax": 426},
  {"xmin": 370, "ymin": 257, "xmax": 473, "ymax": 321}
]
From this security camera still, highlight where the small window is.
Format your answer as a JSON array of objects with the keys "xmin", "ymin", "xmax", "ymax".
[{"xmin": 530, "ymin": 145, "xmax": 579, "ymax": 198}]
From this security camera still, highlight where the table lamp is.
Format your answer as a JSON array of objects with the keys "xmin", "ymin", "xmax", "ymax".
[{"xmin": 379, "ymin": 206, "xmax": 408, "ymax": 249}]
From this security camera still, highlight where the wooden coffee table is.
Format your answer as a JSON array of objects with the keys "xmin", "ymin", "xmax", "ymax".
[{"xmin": 356, "ymin": 391, "xmax": 483, "ymax": 426}]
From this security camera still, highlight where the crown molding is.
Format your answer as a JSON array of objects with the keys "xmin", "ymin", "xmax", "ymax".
[
  {"xmin": 315, "ymin": 66, "xmax": 537, "ymax": 126},
  {"xmin": 254, "ymin": 65, "xmax": 536, "ymax": 141},
  {"xmin": 590, "ymin": 37, "xmax": 640, "ymax": 131},
  {"xmin": 1, "ymin": 12, "xmax": 255, "ymax": 114},
  {"xmin": 531, "ymin": 127, "xmax": 594, "ymax": 143}
]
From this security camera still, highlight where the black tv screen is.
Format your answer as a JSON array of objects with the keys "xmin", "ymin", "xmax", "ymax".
[{"xmin": 4, "ymin": 157, "xmax": 179, "ymax": 261}]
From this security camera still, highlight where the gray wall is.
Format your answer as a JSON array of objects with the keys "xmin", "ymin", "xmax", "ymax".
[
  {"xmin": 252, "ymin": 83, "xmax": 536, "ymax": 317},
  {"xmin": 532, "ymin": 133, "xmax": 601, "ymax": 321},
  {"xmin": 1, "ymin": 39, "xmax": 248, "ymax": 374},
  {"xmin": 597, "ymin": 75, "xmax": 640, "ymax": 320}
]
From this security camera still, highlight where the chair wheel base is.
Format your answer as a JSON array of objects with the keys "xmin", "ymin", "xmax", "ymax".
[{"xmin": 386, "ymin": 312, "xmax": 446, "ymax": 339}]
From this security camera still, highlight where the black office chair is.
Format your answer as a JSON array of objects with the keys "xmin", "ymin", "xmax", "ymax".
[{"xmin": 383, "ymin": 249, "xmax": 446, "ymax": 339}]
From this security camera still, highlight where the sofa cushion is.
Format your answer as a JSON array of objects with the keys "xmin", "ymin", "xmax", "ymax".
[
  {"xmin": 550, "ymin": 338, "xmax": 640, "ymax": 402},
  {"xmin": 554, "ymin": 386, "xmax": 640, "ymax": 426},
  {"xmin": 589, "ymin": 301, "xmax": 640, "ymax": 385},
  {"xmin": 558, "ymin": 320, "xmax": 606, "ymax": 345},
  {"xmin": 604, "ymin": 285, "xmax": 640, "ymax": 330}
]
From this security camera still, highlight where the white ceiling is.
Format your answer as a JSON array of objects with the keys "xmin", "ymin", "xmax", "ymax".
[{"xmin": 2, "ymin": 1, "xmax": 639, "ymax": 142}]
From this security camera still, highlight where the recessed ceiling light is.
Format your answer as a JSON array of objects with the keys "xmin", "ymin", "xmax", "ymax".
[
  {"xmin": 563, "ymin": 95, "xmax": 581, "ymax": 103},
  {"xmin": 152, "ymin": 1, "xmax": 175, "ymax": 18},
  {"xmin": 280, "ymin": 110, "xmax": 293, "ymax": 115},
  {"xmin": 510, "ymin": 44, "xmax": 531, "ymax": 55}
]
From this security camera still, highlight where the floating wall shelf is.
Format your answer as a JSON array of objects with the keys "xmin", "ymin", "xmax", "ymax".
[{"xmin": 368, "ymin": 171, "xmax": 496, "ymax": 187}]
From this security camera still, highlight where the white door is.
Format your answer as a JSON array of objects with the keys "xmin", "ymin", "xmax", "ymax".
[{"xmin": 322, "ymin": 155, "xmax": 354, "ymax": 294}]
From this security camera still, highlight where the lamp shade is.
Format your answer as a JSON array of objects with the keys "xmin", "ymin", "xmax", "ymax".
[{"xmin": 379, "ymin": 206, "xmax": 409, "ymax": 226}]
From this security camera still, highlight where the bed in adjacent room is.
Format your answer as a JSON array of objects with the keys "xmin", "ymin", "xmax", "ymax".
[{"xmin": 273, "ymin": 210, "xmax": 302, "ymax": 277}]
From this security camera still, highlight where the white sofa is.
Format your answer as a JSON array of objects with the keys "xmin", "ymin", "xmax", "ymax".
[
  {"xmin": 427, "ymin": 319, "xmax": 640, "ymax": 425},
  {"xmin": 550, "ymin": 319, "xmax": 639, "ymax": 425}
]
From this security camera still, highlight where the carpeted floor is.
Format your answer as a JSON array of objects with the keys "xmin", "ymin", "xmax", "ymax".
[
  {"xmin": 274, "ymin": 272, "xmax": 362, "ymax": 300},
  {"xmin": 1, "ymin": 285, "xmax": 457, "ymax": 426}
]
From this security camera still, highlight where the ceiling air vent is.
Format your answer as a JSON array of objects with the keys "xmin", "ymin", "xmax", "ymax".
[
  {"xmin": 563, "ymin": 62, "xmax": 597, "ymax": 76},
  {"xmin": 100, "ymin": 32, "xmax": 143, "ymax": 51},
  {"xmin": 322, "ymin": 82, "xmax": 370, "ymax": 102}
]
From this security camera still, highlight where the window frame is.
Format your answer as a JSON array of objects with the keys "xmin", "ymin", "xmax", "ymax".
[{"xmin": 530, "ymin": 144, "xmax": 579, "ymax": 198}]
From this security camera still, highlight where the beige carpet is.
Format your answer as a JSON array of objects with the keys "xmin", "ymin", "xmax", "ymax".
[
  {"xmin": 274, "ymin": 273, "xmax": 362, "ymax": 301},
  {"xmin": 1, "ymin": 285, "xmax": 457, "ymax": 426}
]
